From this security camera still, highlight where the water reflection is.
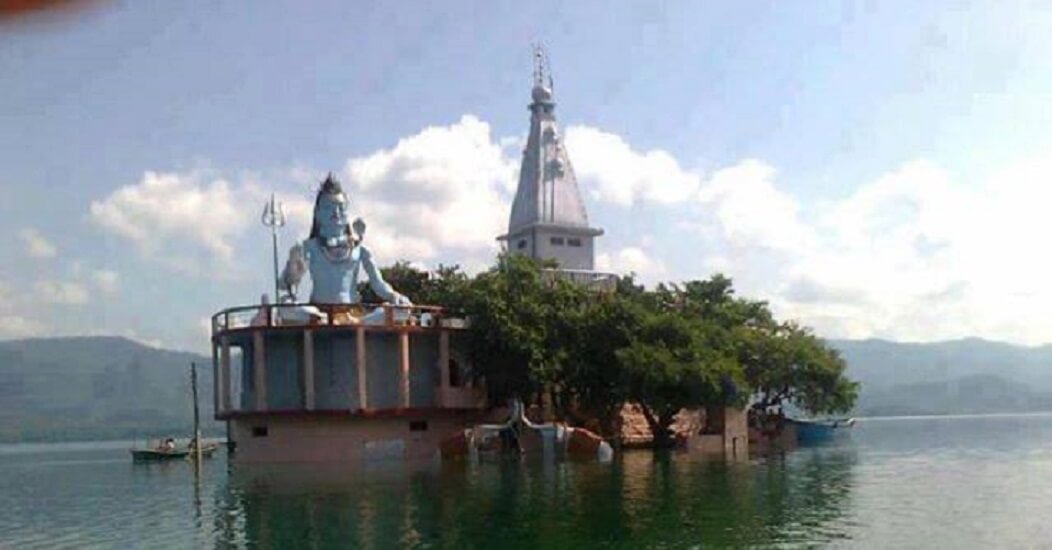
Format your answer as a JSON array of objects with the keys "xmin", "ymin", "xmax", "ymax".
[
  {"xmin": 221, "ymin": 448, "xmax": 859, "ymax": 548},
  {"xmin": 9, "ymin": 417, "xmax": 1052, "ymax": 547}
]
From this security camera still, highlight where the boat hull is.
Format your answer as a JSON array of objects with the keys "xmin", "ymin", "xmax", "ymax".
[
  {"xmin": 130, "ymin": 445, "xmax": 218, "ymax": 462},
  {"xmin": 790, "ymin": 418, "xmax": 855, "ymax": 445}
]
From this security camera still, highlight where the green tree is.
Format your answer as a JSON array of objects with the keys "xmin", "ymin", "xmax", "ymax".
[
  {"xmin": 737, "ymin": 322, "xmax": 858, "ymax": 416},
  {"xmin": 458, "ymin": 254, "xmax": 587, "ymax": 403},
  {"xmin": 657, "ymin": 274, "xmax": 774, "ymax": 329},
  {"xmin": 361, "ymin": 262, "xmax": 470, "ymax": 307},
  {"xmin": 372, "ymin": 261, "xmax": 859, "ymax": 440},
  {"xmin": 657, "ymin": 275, "xmax": 857, "ymax": 417},
  {"xmin": 617, "ymin": 310, "xmax": 743, "ymax": 447},
  {"xmin": 558, "ymin": 278, "xmax": 646, "ymax": 433}
]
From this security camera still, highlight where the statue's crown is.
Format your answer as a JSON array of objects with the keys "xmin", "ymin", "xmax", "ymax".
[{"xmin": 319, "ymin": 172, "xmax": 344, "ymax": 195}]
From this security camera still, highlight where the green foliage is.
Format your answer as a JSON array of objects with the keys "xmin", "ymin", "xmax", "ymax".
[
  {"xmin": 558, "ymin": 280, "xmax": 644, "ymax": 430},
  {"xmin": 360, "ymin": 261, "xmax": 470, "ymax": 307},
  {"xmin": 616, "ymin": 311, "xmax": 741, "ymax": 445},
  {"xmin": 458, "ymin": 254, "xmax": 588, "ymax": 402},
  {"xmin": 378, "ymin": 260, "xmax": 858, "ymax": 440},
  {"xmin": 736, "ymin": 322, "xmax": 859, "ymax": 416}
]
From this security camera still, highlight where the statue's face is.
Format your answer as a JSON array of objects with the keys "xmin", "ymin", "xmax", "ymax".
[{"xmin": 315, "ymin": 191, "xmax": 349, "ymax": 240}]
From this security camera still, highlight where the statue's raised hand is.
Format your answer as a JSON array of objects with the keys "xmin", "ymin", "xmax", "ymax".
[
  {"xmin": 352, "ymin": 217, "xmax": 366, "ymax": 242},
  {"xmin": 280, "ymin": 243, "xmax": 307, "ymax": 300}
]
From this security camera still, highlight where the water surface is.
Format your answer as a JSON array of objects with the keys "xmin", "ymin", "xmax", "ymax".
[{"xmin": 3, "ymin": 414, "xmax": 1052, "ymax": 548}]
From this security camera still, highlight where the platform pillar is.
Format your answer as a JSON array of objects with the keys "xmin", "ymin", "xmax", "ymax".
[
  {"xmin": 253, "ymin": 331, "xmax": 266, "ymax": 412},
  {"xmin": 438, "ymin": 331, "xmax": 450, "ymax": 407},
  {"xmin": 303, "ymin": 330, "xmax": 315, "ymax": 411},
  {"xmin": 399, "ymin": 332, "xmax": 410, "ymax": 408},
  {"xmin": 356, "ymin": 327, "xmax": 368, "ymax": 410}
]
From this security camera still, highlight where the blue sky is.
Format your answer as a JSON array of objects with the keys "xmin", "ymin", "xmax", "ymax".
[{"xmin": 3, "ymin": 1, "xmax": 1052, "ymax": 351}]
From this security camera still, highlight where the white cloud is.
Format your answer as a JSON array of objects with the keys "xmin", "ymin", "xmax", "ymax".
[
  {"xmin": 686, "ymin": 152, "xmax": 1052, "ymax": 345},
  {"xmin": 597, "ymin": 246, "xmax": 667, "ymax": 284},
  {"xmin": 697, "ymin": 160, "xmax": 814, "ymax": 254},
  {"xmin": 560, "ymin": 125, "xmax": 1052, "ymax": 344},
  {"xmin": 565, "ymin": 126, "xmax": 701, "ymax": 206},
  {"xmin": 34, "ymin": 280, "xmax": 90, "ymax": 305},
  {"xmin": 91, "ymin": 269, "xmax": 119, "ymax": 294},
  {"xmin": 88, "ymin": 117, "xmax": 515, "ymax": 278},
  {"xmin": 0, "ymin": 282, "xmax": 44, "ymax": 339},
  {"xmin": 342, "ymin": 115, "xmax": 517, "ymax": 268},
  {"xmin": 19, "ymin": 228, "xmax": 57, "ymax": 259},
  {"xmin": 78, "ymin": 116, "xmax": 1052, "ymax": 345},
  {"xmin": 0, "ymin": 315, "xmax": 44, "ymax": 339},
  {"xmin": 89, "ymin": 171, "xmax": 255, "ymax": 274}
]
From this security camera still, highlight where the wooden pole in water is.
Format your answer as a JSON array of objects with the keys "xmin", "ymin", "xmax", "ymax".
[{"xmin": 191, "ymin": 362, "xmax": 203, "ymax": 469}]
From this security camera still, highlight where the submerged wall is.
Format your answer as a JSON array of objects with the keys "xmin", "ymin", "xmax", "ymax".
[
  {"xmin": 618, "ymin": 403, "xmax": 749, "ymax": 458},
  {"xmin": 230, "ymin": 413, "xmax": 479, "ymax": 463}
]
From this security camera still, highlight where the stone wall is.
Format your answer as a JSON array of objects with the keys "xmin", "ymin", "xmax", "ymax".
[{"xmin": 617, "ymin": 403, "xmax": 747, "ymax": 457}]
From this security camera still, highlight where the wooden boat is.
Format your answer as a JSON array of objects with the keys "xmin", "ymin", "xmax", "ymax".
[
  {"xmin": 130, "ymin": 442, "xmax": 219, "ymax": 462},
  {"xmin": 789, "ymin": 417, "xmax": 856, "ymax": 445},
  {"xmin": 131, "ymin": 363, "xmax": 219, "ymax": 462}
]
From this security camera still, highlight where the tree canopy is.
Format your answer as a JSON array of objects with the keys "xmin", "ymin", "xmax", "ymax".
[{"xmin": 382, "ymin": 255, "xmax": 858, "ymax": 445}]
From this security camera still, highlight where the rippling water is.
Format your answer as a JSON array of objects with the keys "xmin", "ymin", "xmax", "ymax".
[{"xmin": 3, "ymin": 414, "xmax": 1052, "ymax": 548}]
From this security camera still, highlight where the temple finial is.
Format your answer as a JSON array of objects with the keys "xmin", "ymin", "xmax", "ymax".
[{"xmin": 531, "ymin": 44, "xmax": 554, "ymax": 104}]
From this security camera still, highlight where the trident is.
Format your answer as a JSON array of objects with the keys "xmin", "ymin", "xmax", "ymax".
[{"xmin": 261, "ymin": 193, "xmax": 286, "ymax": 302}]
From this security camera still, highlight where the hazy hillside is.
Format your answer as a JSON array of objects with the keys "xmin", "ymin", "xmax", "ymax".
[
  {"xmin": 855, "ymin": 374, "xmax": 1052, "ymax": 416},
  {"xmin": 831, "ymin": 338, "xmax": 1052, "ymax": 416},
  {"xmin": 0, "ymin": 337, "xmax": 218, "ymax": 442}
]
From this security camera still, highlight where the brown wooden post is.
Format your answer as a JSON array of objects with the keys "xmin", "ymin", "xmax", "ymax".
[
  {"xmin": 399, "ymin": 331, "xmax": 410, "ymax": 408},
  {"xmin": 191, "ymin": 362, "xmax": 203, "ymax": 469},
  {"xmin": 356, "ymin": 327, "xmax": 368, "ymax": 410}
]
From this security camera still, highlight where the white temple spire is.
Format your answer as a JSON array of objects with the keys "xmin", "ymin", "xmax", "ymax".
[{"xmin": 499, "ymin": 47, "xmax": 603, "ymax": 271}]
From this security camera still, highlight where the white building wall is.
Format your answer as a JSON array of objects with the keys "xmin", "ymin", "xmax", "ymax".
[{"xmin": 533, "ymin": 228, "xmax": 593, "ymax": 270}]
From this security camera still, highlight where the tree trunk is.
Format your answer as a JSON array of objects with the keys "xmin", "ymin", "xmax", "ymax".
[
  {"xmin": 639, "ymin": 404, "xmax": 676, "ymax": 448},
  {"xmin": 597, "ymin": 404, "xmax": 623, "ymax": 440}
]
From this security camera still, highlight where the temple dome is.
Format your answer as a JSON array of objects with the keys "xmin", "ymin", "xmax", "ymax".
[{"xmin": 531, "ymin": 84, "xmax": 553, "ymax": 103}]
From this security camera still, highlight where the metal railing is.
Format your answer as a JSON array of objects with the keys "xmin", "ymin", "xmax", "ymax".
[
  {"xmin": 541, "ymin": 268, "xmax": 619, "ymax": 290},
  {"xmin": 211, "ymin": 302, "xmax": 460, "ymax": 337}
]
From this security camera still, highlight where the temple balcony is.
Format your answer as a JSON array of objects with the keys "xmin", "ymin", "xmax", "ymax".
[{"xmin": 209, "ymin": 303, "xmax": 485, "ymax": 421}]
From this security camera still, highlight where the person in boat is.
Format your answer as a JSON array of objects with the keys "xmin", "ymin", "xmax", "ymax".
[
  {"xmin": 160, "ymin": 438, "xmax": 176, "ymax": 452},
  {"xmin": 279, "ymin": 173, "xmax": 410, "ymax": 315}
]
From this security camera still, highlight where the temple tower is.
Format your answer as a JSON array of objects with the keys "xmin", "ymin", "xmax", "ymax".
[{"xmin": 500, "ymin": 47, "xmax": 603, "ymax": 271}]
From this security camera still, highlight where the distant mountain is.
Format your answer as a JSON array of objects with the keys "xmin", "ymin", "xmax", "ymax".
[
  {"xmin": 4, "ymin": 336, "xmax": 1052, "ymax": 441},
  {"xmin": 831, "ymin": 338, "xmax": 1052, "ymax": 416},
  {"xmin": 855, "ymin": 374, "xmax": 1052, "ymax": 416},
  {"xmin": 0, "ymin": 337, "xmax": 218, "ymax": 443}
]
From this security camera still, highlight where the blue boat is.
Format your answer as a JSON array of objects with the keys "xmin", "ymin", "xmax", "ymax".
[{"xmin": 789, "ymin": 417, "xmax": 856, "ymax": 445}]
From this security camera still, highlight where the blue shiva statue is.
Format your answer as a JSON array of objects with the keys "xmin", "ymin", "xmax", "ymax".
[{"xmin": 280, "ymin": 173, "xmax": 410, "ymax": 306}]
